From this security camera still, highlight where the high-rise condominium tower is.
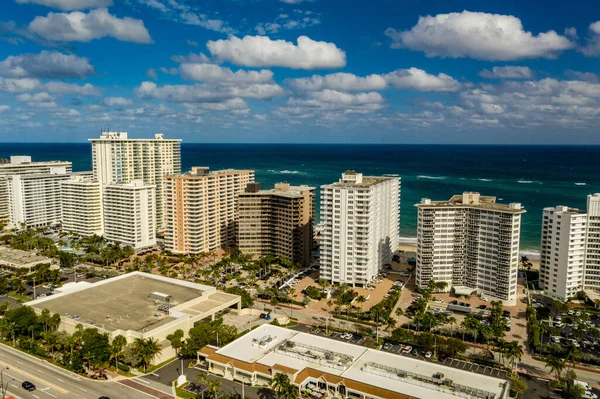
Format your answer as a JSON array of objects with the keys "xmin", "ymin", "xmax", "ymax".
[
  {"xmin": 416, "ymin": 192, "xmax": 525, "ymax": 305},
  {"xmin": 164, "ymin": 167, "xmax": 255, "ymax": 254},
  {"xmin": 103, "ymin": 180, "xmax": 156, "ymax": 250},
  {"xmin": 60, "ymin": 176, "xmax": 104, "ymax": 237},
  {"xmin": 238, "ymin": 182, "xmax": 315, "ymax": 267},
  {"xmin": 319, "ymin": 171, "xmax": 400, "ymax": 286},
  {"xmin": 89, "ymin": 131, "xmax": 181, "ymax": 230},
  {"xmin": 0, "ymin": 156, "xmax": 72, "ymax": 226},
  {"xmin": 539, "ymin": 194, "xmax": 600, "ymax": 300}
]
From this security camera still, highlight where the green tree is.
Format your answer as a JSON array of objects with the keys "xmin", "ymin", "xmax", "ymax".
[
  {"xmin": 166, "ymin": 329, "xmax": 184, "ymax": 355},
  {"xmin": 545, "ymin": 351, "xmax": 566, "ymax": 380},
  {"xmin": 111, "ymin": 335, "xmax": 127, "ymax": 370},
  {"xmin": 133, "ymin": 337, "xmax": 162, "ymax": 372}
]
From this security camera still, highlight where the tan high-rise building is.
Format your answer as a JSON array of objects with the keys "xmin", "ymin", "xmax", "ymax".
[
  {"xmin": 60, "ymin": 175, "xmax": 104, "ymax": 237},
  {"xmin": 238, "ymin": 182, "xmax": 315, "ymax": 267},
  {"xmin": 164, "ymin": 167, "xmax": 254, "ymax": 254}
]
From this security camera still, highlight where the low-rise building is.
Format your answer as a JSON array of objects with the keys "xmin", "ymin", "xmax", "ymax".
[
  {"xmin": 200, "ymin": 324, "xmax": 509, "ymax": 399},
  {"xmin": 103, "ymin": 180, "xmax": 156, "ymax": 250},
  {"xmin": 238, "ymin": 182, "xmax": 315, "ymax": 267},
  {"xmin": 0, "ymin": 246, "xmax": 57, "ymax": 273}
]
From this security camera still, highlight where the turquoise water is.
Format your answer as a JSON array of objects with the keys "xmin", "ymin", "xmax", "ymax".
[{"xmin": 3, "ymin": 143, "xmax": 599, "ymax": 255}]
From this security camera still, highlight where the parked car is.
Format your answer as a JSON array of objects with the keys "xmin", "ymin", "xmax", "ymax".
[
  {"xmin": 424, "ymin": 351, "xmax": 432, "ymax": 359},
  {"xmin": 402, "ymin": 346, "xmax": 412, "ymax": 354},
  {"xmin": 22, "ymin": 381, "xmax": 36, "ymax": 391},
  {"xmin": 383, "ymin": 343, "xmax": 393, "ymax": 351},
  {"xmin": 411, "ymin": 348, "xmax": 419, "ymax": 357}
]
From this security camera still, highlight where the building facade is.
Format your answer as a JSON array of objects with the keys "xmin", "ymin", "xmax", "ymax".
[
  {"xmin": 164, "ymin": 167, "xmax": 254, "ymax": 254},
  {"xmin": 0, "ymin": 156, "xmax": 72, "ymax": 226},
  {"xmin": 416, "ymin": 192, "xmax": 525, "ymax": 305},
  {"xmin": 60, "ymin": 175, "xmax": 104, "ymax": 237},
  {"xmin": 7, "ymin": 170, "xmax": 89, "ymax": 229},
  {"xmin": 238, "ymin": 183, "xmax": 315, "ymax": 267},
  {"xmin": 539, "ymin": 206, "xmax": 587, "ymax": 301},
  {"xmin": 89, "ymin": 131, "xmax": 181, "ymax": 229},
  {"xmin": 585, "ymin": 194, "xmax": 600, "ymax": 292},
  {"xmin": 319, "ymin": 171, "xmax": 400, "ymax": 286},
  {"xmin": 103, "ymin": 180, "xmax": 156, "ymax": 250}
]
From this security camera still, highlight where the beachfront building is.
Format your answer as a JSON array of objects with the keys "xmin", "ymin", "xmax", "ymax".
[
  {"xmin": 538, "ymin": 194, "xmax": 600, "ymax": 299},
  {"xmin": 415, "ymin": 192, "xmax": 525, "ymax": 305},
  {"xmin": 0, "ymin": 156, "xmax": 72, "ymax": 227},
  {"xmin": 319, "ymin": 171, "xmax": 400, "ymax": 286},
  {"xmin": 199, "ymin": 324, "xmax": 510, "ymax": 399},
  {"xmin": 539, "ymin": 206, "xmax": 587, "ymax": 301},
  {"xmin": 103, "ymin": 180, "xmax": 156, "ymax": 250},
  {"xmin": 89, "ymin": 131, "xmax": 181, "ymax": 230},
  {"xmin": 585, "ymin": 194, "xmax": 600, "ymax": 293},
  {"xmin": 238, "ymin": 182, "xmax": 315, "ymax": 267},
  {"xmin": 164, "ymin": 167, "xmax": 254, "ymax": 254},
  {"xmin": 60, "ymin": 175, "xmax": 104, "ymax": 237},
  {"xmin": 7, "ymin": 169, "xmax": 90, "ymax": 229}
]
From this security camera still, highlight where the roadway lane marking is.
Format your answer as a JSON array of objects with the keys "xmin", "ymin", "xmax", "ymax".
[
  {"xmin": 80, "ymin": 387, "xmax": 88, "ymax": 392},
  {"xmin": 16, "ymin": 360, "xmax": 24, "ymax": 365},
  {"xmin": 57, "ymin": 378, "xmax": 64, "ymax": 383},
  {"xmin": 135, "ymin": 378, "xmax": 151, "ymax": 385},
  {"xmin": 33, "ymin": 395, "xmax": 40, "ymax": 399},
  {"xmin": 40, "ymin": 389, "xmax": 57, "ymax": 398},
  {"xmin": 0, "ymin": 360, "xmax": 69, "ymax": 394}
]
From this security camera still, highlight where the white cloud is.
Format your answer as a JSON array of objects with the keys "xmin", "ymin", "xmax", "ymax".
[
  {"xmin": 255, "ymin": 9, "xmax": 321, "ymax": 34},
  {"xmin": 29, "ymin": 8, "xmax": 152, "ymax": 44},
  {"xmin": 288, "ymin": 72, "xmax": 387, "ymax": 91},
  {"xmin": 308, "ymin": 90, "xmax": 383, "ymax": 105},
  {"xmin": 102, "ymin": 97, "xmax": 132, "ymax": 106},
  {"xmin": 0, "ymin": 50, "xmax": 95, "ymax": 79},
  {"xmin": 16, "ymin": 0, "xmax": 112, "ymax": 10},
  {"xmin": 479, "ymin": 66, "xmax": 533, "ymax": 79},
  {"xmin": 565, "ymin": 70, "xmax": 600, "ymax": 83},
  {"xmin": 198, "ymin": 98, "xmax": 248, "ymax": 111},
  {"xmin": 135, "ymin": 81, "xmax": 284, "ymax": 102},
  {"xmin": 582, "ymin": 21, "xmax": 600, "ymax": 56},
  {"xmin": 0, "ymin": 78, "xmax": 101, "ymax": 95},
  {"xmin": 179, "ymin": 13, "xmax": 233, "ymax": 34},
  {"xmin": 45, "ymin": 81, "xmax": 100, "ymax": 95},
  {"xmin": 207, "ymin": 35, "xmax": 346, "ymax": 69},
  {"xmin": 384, "ymin": 68, "xmax": 461, "ymax": 92},
  {"xmin": 17, "ymin": 92, "xmax": 54, "ymax": 102},
  {"xmin": 0, "ymin": 78, "xmax": 40, "ymax": 93},
  {"xmin": 385, "ymin": 11, "xmax": 573, "ymax": 60},
  {"xmin": 187, "ymin": 39, "xmax": 198, "ymax": 47},
  {"xmin": 170, "ymin": 52, "xmax": 211, "ymax": 64},
  {"xmin": 159, "ymin": 67, "xmax": 178, "ymax": 75},
  {"xmin": 180, "ymin": 64, "xmax": 274, "ymax": 84},
  {"xmin": 0, "ymin": 105, "xmax": 10, "ymax": 112}
]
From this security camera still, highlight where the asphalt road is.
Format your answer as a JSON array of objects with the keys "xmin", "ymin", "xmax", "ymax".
[{"xmin": 0, "ymin": 344, "xmax": 158, "ymax": 399}]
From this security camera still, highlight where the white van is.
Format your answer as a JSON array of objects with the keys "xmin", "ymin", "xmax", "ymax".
[{"xmin": 575, "ymin": 380, "xmax": 592, "ymax": 392}]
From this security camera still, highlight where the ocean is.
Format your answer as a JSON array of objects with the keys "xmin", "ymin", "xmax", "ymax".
[{"xmin": 2, "ymin": 143, "xmax": 599, "ymax": 256}]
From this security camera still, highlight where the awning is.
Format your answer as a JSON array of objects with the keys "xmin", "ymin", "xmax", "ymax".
[{"xmin": 452, "ymin": 286, "xmax": 477, "ymax": 296}]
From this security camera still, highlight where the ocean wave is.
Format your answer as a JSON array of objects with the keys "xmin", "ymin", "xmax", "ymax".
[
  {"xmin": 476, "ymin": 178, "xmax": 493, "ymax": 182},
  {"xmin": 399, "ymin": 236, "xmax": 417, "ymax": 244},
  {"xmin": 520, "ymin": 250, "xmax": 540, "ymax": 260},
  {"xmin": 516, "ymin": 180, "xmax": 542, "ymax": 184},
  {"xmin": 575, "ymin": 182, "xmax": 587, "ymax": 186},
  {"xmin": 268, "ymin": 169, "xmax": 302, "ymax": 174},
  {"xmin": 417, "ymin": 175, "xmax": 447, "ymax": 180}
]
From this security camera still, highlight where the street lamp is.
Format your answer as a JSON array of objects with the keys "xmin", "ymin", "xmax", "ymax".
[{"xmin": 1, "ymin": 366, "xmax": 9, "ymax": 399}]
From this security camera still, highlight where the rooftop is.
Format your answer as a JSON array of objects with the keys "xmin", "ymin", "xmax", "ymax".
[
  {"xmin": 241, "ymin": 182, "xmax": 315, "ymax": 199},
  {"xmin": 169, "ymin": 166, "xmax": 254, "ymax": 179},
  {"xmin": 212, "ymin": 325, "xmax": 508, "ymax": 399},
  {"xmin": 89, "ymin": 132, "xmax": 181, "ymax": 142},
  {"xmin": 416, "ymin": 192, "xmax": 525, "ymax": 214},
  {"xmin": 544, "ymin": 205, "xmax": 587, "ymax": 215},
  {"xmin": 0, "ymin": 246, "xmax": 53, "ymax": 267},
  {"xmin": 29, "ymin": 272, "xmax": 216, "ymax": 333},
  {"xmin": 323, "ymin": 171, "xmax": 399, "ymax": 189}
]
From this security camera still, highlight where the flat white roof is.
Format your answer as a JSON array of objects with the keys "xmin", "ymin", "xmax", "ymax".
[{"xmin": 215, "ymin": 325, "xmax": 507, "ymax": 399}]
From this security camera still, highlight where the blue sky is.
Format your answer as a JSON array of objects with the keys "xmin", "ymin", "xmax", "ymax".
[{"xmin": 1, "ymin": 0, "xmax": 600, "ymax": 143}]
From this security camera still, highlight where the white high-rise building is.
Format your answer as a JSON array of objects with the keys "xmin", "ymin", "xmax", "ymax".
[
  {"xmin": 585, "ymin": 194, "xmax": 600, "ymax": 292},
  {"xmin": 0, "ymin": 156, "xmax": 72, "ymax": 226},
  {"xmin": 89, "ymin": 131, "xmax": 181, "ymax": 230},
  {"xmin": 8, "ymin": 170, "xmax": 91, "ymax": 229},
  {"xmin": 60, "ymin": 176, "xmax": 104, "ymax": 237},
  {"xmin": 539, "ymin": 206, "xmax": 587, "ymax": 301},
  {"xmin": 416, "ymin": 192, "xmax": 525, "ymax": 305},
  {"xmin": 319, "ymin": 171, "xmax": 400, "ymax": 286},
  {"xmin": 103, "ymin": 180, "xmax": 156, "ymax": 250}
]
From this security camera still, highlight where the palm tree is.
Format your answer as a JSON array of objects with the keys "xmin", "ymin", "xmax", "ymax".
[
  {"xmin": 207, "ymin": 377, "xmax": 222, "ymax": 399},
  {"xmin": 111, "ymin": 335, "xmax": 127, "ymax": 371},
  {"xmin": 505, "ymin": 341, "xmax": 524, "ymax": 374},
  {"xmin": 134, "ymin": 337, "xmax": 162, "ymax": 372},
  {"xmin": 545, "ymin": 353, "xmax": 565, "ymax": 381},
  {"xmin": 447, "ymin": 316, "xmax": 457, "ymax": 337},
  {"xmin": 272, "ymin": 373, "xmax": 295, "ymax": 399},
  {"xmin": 356, "ymin": 295, "xmax": 367, "ymax": 313}
]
